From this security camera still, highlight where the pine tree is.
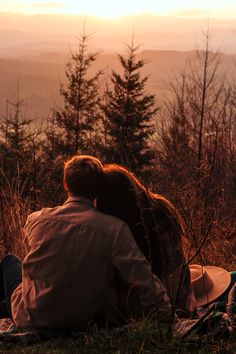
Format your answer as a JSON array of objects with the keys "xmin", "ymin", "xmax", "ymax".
[
  {"xmin": 0, "ymin": 88, "xmax": 43, "ymax": 210},
  {"xmin": 101, "ymin": 42, "xmax": 158, "ymax": 176},
  {"xmin": 0, "ymin": 98, "xmax": 32, "ymax": 157},
  {"xmin": 52, "ymin": 32, "xmax": 102, "ymax": 156},
  {"xmin": 0, "ymin": 93, "xmax": 33, "ymax": 180}
]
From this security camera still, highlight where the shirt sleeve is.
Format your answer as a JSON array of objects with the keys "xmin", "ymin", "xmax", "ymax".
[{"xmin": 111, "ymin": 222, "xmax": 171, "ymax": 320}]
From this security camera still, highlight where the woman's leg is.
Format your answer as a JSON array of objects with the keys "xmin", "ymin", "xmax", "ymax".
[{"xmin": 0, "ymin": 254, "xmax": 22, "ymax": 319}]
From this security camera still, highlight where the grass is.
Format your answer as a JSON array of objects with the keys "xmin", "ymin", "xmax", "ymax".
[{"xmin": 0, "ymin": 321, "xmax": 235, "ymax": 354}]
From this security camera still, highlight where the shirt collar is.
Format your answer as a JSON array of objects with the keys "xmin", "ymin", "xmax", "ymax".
[{"xmin": 64, "ymin": 196, "xmax": 94, "ymax": 208}]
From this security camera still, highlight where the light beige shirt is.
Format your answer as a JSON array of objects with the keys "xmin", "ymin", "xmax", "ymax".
[{"xmin": 11, "ymin": 197, "xmax": 171, "ymax": 331}]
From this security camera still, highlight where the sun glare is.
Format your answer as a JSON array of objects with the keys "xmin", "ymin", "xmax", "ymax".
[{"xmin": 0, "ymin": 0, "xmax": 236, "ymax": 18}]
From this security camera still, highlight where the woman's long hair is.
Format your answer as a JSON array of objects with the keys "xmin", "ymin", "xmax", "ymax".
[{"xmin": 97, "ymin": 164, "xmax": 184, "ymax": 279}]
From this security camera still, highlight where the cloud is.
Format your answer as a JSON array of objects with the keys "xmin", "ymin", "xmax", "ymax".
[{"xmin": 35, "ymin": 2, "xmax": 65, "ymax": 9}]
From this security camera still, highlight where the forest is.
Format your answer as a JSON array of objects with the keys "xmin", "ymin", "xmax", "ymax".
[{"xmin": 0, "ymin": 30, "xmax": 235, "ymax": 269}]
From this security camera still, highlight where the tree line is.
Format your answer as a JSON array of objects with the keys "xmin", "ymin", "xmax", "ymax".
[{"xmin": 0, "ymin": 31, "xmax": 235, "ymax": 265}]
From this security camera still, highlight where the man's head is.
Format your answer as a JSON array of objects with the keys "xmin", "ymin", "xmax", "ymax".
[{"xmin": 64, "ymin": 155, "xmax": 103, "ymax": 200}]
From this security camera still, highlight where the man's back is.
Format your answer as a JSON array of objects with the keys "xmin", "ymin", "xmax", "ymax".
[{"xmin": 12, "ymin": 197, "xmax": 133, "ymax": 330}]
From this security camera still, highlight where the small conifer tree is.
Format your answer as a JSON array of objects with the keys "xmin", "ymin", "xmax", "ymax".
[
  {"xmin": 52, "ymin": 32, "xmax": 102, "ymax": 156},
  {"xmin": 101, "ymin": 42, "xmax": 158, "ymax": 176}
]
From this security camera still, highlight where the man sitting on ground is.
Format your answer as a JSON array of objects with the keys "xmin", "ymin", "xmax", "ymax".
[{"xmin": 0, "ymin": 155, "xmax": 171, "ymax": 332}]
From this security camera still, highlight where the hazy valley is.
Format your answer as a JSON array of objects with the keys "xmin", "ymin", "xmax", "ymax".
[
  {"xmin": 0, "ymin": 12, "xmax": 236, "ymax": 118},
  {"xmin": 0, "ymin": 49, "xmax": 236, "ymax": 119}
]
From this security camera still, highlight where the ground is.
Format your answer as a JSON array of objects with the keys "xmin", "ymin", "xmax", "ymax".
[{"xmin": 0, "ymin": 319, "xmax": 235, "ymax": 353}]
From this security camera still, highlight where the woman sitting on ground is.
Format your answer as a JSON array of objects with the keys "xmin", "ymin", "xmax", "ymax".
[{"xmin": 96, "ymin": 164, "xmax": 195, "ymax": 315}]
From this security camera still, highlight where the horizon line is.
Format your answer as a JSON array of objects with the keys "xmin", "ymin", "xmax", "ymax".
[{"xmin": 0, "ymin": 11, "xmax": 236, "ymax": 21}]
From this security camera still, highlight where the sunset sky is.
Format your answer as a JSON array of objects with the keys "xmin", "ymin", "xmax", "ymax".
[{"xmin": 1, "ymin": 0, "xmax": 236, "ymax": 18}]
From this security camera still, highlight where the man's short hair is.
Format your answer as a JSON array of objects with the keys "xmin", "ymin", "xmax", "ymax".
[{"xmin": 64, "ymin": 155, "xmax": 103, "ymax": 200}]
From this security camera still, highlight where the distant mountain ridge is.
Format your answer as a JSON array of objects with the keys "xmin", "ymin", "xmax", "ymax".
[
  {"xmin": 0, "ymin": 28, "xmax": 236, "ymax": 58},
  {"xmin": 0, "ymin": 12, "xmax": 236, "ymax": 55}
]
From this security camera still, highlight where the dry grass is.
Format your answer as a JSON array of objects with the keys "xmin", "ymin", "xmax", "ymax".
[{"xmin": 0, "ymin": 190, "xmax": 29, "ymax": 258}]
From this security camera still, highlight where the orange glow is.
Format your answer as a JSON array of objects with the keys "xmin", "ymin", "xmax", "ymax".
[{"xmin": 0, "ymin": 0, "xmax": 236, "ymax": 18}]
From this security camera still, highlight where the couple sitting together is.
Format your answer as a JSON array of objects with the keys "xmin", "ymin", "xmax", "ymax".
[{"xmin": 0, "ymin": 155, "xmax": 234, "ymax": 334}]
